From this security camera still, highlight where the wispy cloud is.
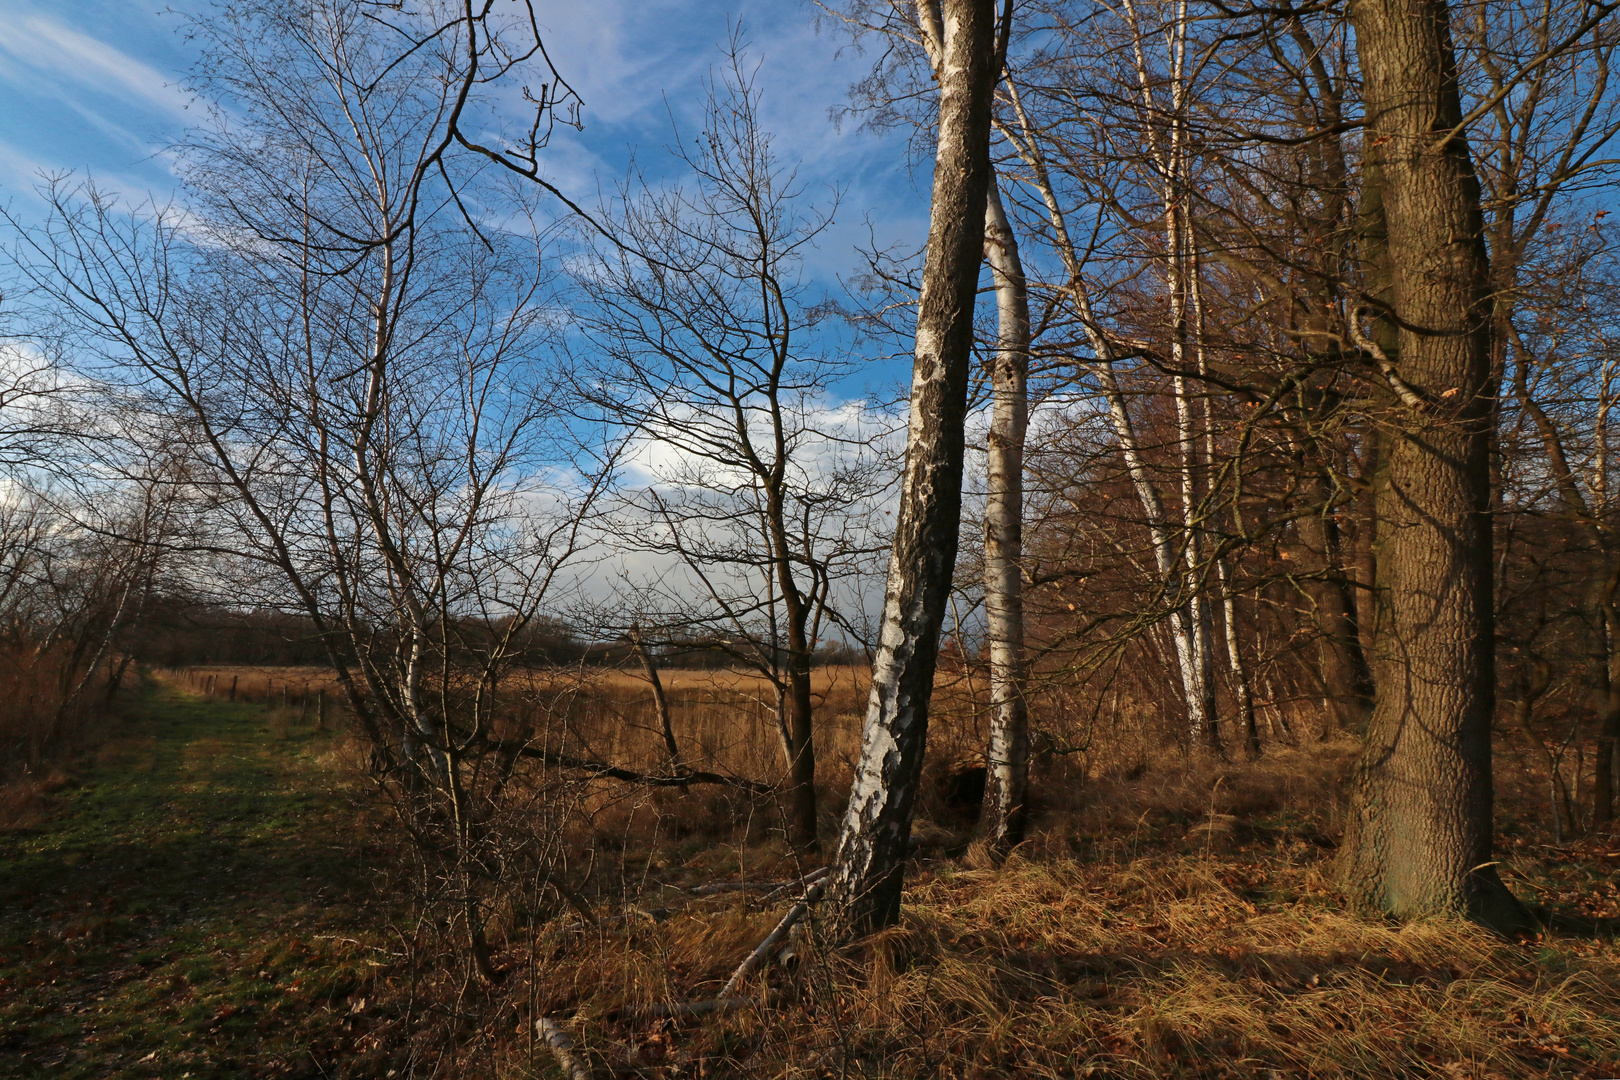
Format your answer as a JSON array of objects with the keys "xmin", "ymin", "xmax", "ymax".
[{"xmin": 0, "ymin": 13, "xmax": 190, "ymax": 120}]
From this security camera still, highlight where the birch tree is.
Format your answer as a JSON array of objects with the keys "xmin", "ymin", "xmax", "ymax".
[
  {"xmin": 990, "ymin": 4, "xmax": 1226, "ymax": 753},
  {"xmin": 823, "ymin": 0, "xmax": 1035, "ymax": 857},
  {"xmin": 826, "ymin": 0, "xmax": 1004, "ymax": 937},
  {"xmin": 980, "ymin": 172, "xmax": 1032, "ymax": 851},
  {"xmin": 571, "ymin": 55, "xmax": 894, "ymax": 852}
]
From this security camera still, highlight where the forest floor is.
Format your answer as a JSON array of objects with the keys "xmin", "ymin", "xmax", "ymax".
[
  {"xmin": 6, "ymin": 674, "xmax": 1620, "ymax": 1078},
  {"xmin": 0, "ymin": 681, "xmax": 392, "ymax": 1079}
]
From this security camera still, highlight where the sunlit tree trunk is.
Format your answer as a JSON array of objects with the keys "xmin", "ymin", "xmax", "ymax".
[
  {"xmin": 826, "ymin": 0, "xmax": 1000, "ymax": 939},
  {"xmin": 980, "ymin": 171, "xmax": 1030, "ymax": 854},
  {"xmin": 1338, "ymin": 0, "xmax": 1532, "ymax": 932},
  {"xmin": 1122, "ymin": 0, "xmax": 1218, "ymax": 751},
  {"xmin": 998, "ymin": 76, "xmax": 1210, "ymax": 751}
]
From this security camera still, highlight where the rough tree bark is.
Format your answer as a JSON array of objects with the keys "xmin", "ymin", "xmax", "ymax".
[
  {"xmin": 980, "ymin": 171, "xmax": 1031, "ymax": 854},
  {"xmin": 826, "ymin": 0, "xmax": 1000, "ymax": 938},
  {"xmin": 1339, "ymin": 0, "xmax": 1533, "ymax": 932}
]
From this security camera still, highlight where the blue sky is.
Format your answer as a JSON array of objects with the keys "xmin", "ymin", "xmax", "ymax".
[
  {"xmin": 0, "ymin": 0, "xmax": 929, "ymax": 291},
  {"xmin": 0, "ymin": 1, "xmax": 933, "ymax": 621}
]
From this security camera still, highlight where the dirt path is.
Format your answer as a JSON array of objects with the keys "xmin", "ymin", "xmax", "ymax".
[{"xmin": 0, "ymin": 682, "xmax": 388, "ymax": 1079}]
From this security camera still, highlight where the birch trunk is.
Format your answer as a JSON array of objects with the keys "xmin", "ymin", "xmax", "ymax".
[
  {"xmin": 1003, "ymin": 9, "xmax": 1213, "ymax": 749},
  {"xmin": 980, "ymin": 172, "xmax": 1030, "ymax": 854},
  {"xmin": 826, "ymin": 0, "xmax": 1000, "ymax": 939}
]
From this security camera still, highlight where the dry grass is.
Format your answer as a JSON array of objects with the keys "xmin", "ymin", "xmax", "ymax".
[
  {"xmin": 494, "ymin": 676, "xmax": 1619, "ymax": 1079},
  {"xmin": 499, "ymin": 843, "xmax": 1620, "ymax": 1079},
  {"xmin": 0, "ymin": 768, "xmax": 70, "ymax": 832},
  {"xmin": 167, "ymin": 664, "xmax": 343, "ymax": 707},
  {"xmin": 0, "ymin": 642, "xmax": 122, "ymax": 779},
  {"xmin": 156, "ymin": 663, "xmax": 1620, "ymax": 1078}
]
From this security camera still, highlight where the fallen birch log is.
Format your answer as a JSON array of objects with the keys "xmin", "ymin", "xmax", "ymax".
[
  {"xmin": 759, "ymin": 866, "xmax": 830, "ymax": 904},
  {"xmin": 693, "ymin": 867, "xmax": 829, "ymax": 897},
  {"xmin": 609, "ymin": 879, "xmax": 828, "ymax": 1026},
  {"xmin": 718, "ymin": 879, "xmax": 826, "ymax": 999},
  {"xmin": 536, "ymin": 1017, "xmax": 591, "ymax": 1080}
]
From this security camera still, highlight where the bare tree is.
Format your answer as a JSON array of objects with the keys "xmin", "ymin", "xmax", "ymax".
[
  {"xmin": 570, "ymin": 52, "xmax": 895, "ymax": 852},
  {"xmin": 8, "ymin": 0, "xmax": 606, "ymax": 979},
  {"xmin": 1461, "ymin": 0, "xmax": 1620, "ymax": 824}
]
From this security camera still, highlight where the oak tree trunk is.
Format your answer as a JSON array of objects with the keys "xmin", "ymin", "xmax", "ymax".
[
  {"xmin": 826, "ymin": 0, "xmax": 1000, "ymax": 938},
  {"xmin": 1339, "ymin": 0, "xmax": 1532, "ymax": 932}
]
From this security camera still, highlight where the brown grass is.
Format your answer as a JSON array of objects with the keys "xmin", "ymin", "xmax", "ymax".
[
  {"xmin": 0, "ymin": 768, "xmax": 71, "ymax": 832},
  {"xmin": 506, "ymin": 671, "xmax": 1620, "ymax": 1079},
  {"xmin": 166, "ymin": 664, "xmax": 343, "ymax": 706},
  {"xmin": 496, "ymin": 836, "xmax": 1619, "ymax": 1079},
  {"xmin": 0, "ymin": 642, "xmax": 123, "ymax": 779},
  {"xmin": 161, "ymin": 663, "xmax": 1620, "ymax": 1078}
]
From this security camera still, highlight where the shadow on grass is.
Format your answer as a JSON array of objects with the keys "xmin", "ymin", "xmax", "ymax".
[{"xmin": 0, "ymin": 682, "xmax": 392, "ymax": 1080}]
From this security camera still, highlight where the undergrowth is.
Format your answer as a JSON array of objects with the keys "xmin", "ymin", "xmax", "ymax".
[{"xmin": 495, "ymin": 826, "xmax": 1620, "ymax": 1079}]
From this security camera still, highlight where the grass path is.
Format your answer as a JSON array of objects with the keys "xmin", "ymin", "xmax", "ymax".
[{"xmin": 0, "ymin": 682, "xmax": 388, "ymax": 1079}]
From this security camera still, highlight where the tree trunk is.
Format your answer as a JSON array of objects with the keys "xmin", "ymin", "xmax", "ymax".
[
  {"xmin": 997, "ymin": 82, "xmax": 1211, "ymax": 751},
  {"xmin": 765, "ymin": 485, "xmax": 821, "ymax": 853},
  {"xmin": 1338, "ymin": 0, "xmax": 1532, "ymax": 932},
  {"xmin": 629, "ymin": 626, "xmax": 679, "ymax": 765},
  {"xmin": 826, "ymin": 0, "xmax": 999, "ymax": 938},
  {"xmin": 979, "ymin": 172, "xmax": 1030, "ymax": 855},
  {"xmin": 1218, "ymin": 569, "xmax": 1260, "ymax": 759},
  {"xmin": 1595, "ymin": 611, "xmax": 1620, "ymax": 825},
  {"xmin": 1512, "ymin": 656, "xmax": 1576, "ymax": 840},
  {"xmin": 1296, "ymin": 471, "xmax": 1375, "ymax": 734},
  {"xmin": 782, "ymin": 650, "xmax": 819, "ymax": 852}
]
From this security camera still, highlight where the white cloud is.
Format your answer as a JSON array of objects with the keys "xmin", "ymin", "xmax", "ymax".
[{"xmin": 0, "ymin": 13, "xmax": 190, "ymax": 119}]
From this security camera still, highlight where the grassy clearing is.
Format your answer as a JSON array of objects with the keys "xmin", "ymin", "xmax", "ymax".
[{"xmin": 0, "ymin": 679, "xmax": 393, "ymax": 1079}]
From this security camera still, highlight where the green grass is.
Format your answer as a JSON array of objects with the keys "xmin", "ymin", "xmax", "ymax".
[{"xmin": 0, "ymin": 681, "xmax": 391, "ymax": 1079}]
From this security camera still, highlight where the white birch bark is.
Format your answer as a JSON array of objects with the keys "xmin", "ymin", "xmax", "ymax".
[
  {"xmin": 981, "ymin": 170, "xmax": 1031, "ymax": 853},
  {"xmin": 826, "ymin": 0, "xmax": 1001, "ymax": 938},
  {"xmin": 998, "ymin": 70, "xmax": 1212, "ymax": 746}
]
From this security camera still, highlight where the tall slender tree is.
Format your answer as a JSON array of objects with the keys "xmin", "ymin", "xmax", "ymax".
[
  {"xmin": 980, "ymin": 170, "xmax": 1032, "ymax": 853},
  {"xmin": 826, "ymin": 0, "xmax": 1004, "ymax": 938}
]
